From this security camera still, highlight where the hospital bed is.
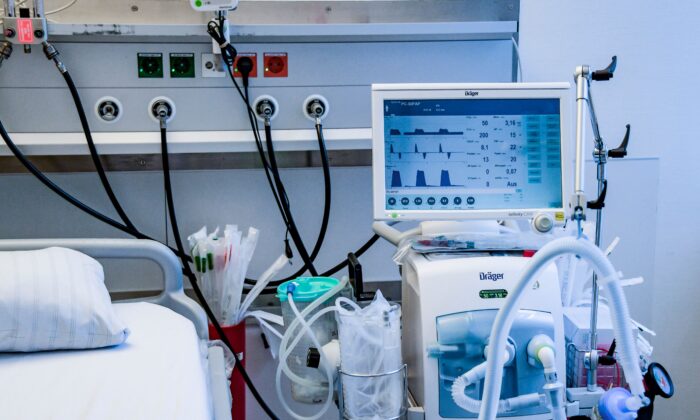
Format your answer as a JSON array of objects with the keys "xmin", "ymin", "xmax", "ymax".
[{"xmin": 0, "ymin": 238, "xmax": 232, "ymax": 420}]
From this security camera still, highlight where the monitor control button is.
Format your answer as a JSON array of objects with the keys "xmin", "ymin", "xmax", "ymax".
[
  {"xmin": 467, "ymin": 196, "xmax": 476, "ymax": 205},
  {"xmin": 454, "ymin": 197, "xmax": 462, "ymax": 205},
  {"xmin": 414, "ymin": 197, "xmax": 423, "ymax": 205},
  {"xmin": 440, "ymin": 197, "xmax": 449, "ymax": 205},
  {"xmin": 388, "ymin": 197, "xmax": 396, "ymax": 206},
  {"xmin": 401, "ymin": 197, "xmax": 410, "ymax": 205},
  {"xmin": 427, "ymin": 197, "xmax": 436, "ymax": 205}
]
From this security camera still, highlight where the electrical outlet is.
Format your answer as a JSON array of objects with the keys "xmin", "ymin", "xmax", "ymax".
[
  {"xmin": 170, "ymin": 53, "xmax": 195, "ymax": 78},
  {"xmin": 138, "ymin": 53, "xmax": 163, "ymax": 78},
  {"xmin": 201, "ymin": 53, "xmax": 226, "ymax": 78}
]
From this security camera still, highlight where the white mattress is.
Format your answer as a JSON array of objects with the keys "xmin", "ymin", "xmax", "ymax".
[{"xmin": 0, "ymin": 302, "xmax": 212, "ymax": 420}]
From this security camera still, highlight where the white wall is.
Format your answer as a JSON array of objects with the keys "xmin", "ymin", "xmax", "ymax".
[
  {"xmin": 520, "ymin": 1, "xmax": 699, "ymax": 416},
  {"xmin": 0, "ymin": 167, "xmax": 399, "ymax": 291}
]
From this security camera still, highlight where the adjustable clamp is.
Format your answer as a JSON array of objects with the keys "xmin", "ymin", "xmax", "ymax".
[
  {"xmin": 347, "ymin": 252, "xmax": 375, "ymax": 301},
  {"xmin": 587, "ymin": 180, "xmax": 608, "ymax": 210},
  {"xmin": 608, "ymin": 124, "xmax": 630, "ymax": 158}
]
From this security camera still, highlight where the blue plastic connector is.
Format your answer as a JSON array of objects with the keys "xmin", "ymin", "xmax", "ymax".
[{"xmin": 598, "ymin": 387, "xmax": 640, "ymax": 420}]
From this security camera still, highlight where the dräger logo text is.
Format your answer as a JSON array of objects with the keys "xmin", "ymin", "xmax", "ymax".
[
  {"xmin": 479, "ymin": 272, "xmax": 504, "ymax": 281},
  {"xmin": 465, "ymin": 90, "xmax": 479, "ymax": 97}
]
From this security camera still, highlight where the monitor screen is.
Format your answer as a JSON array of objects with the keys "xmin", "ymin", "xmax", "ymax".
[{"xmin": 381, "ymin": 97, "xmax": 564, "ymax": 216}]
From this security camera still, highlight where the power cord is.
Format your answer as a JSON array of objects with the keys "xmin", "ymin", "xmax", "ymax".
[
  {"xmin": 209, "ymin": 21, "xmax": 322, "ymax": 278},
  {"xmin": 159, "ymin": 115, "xmax": 280, "ymax": 420},
  {"xmin": 263, "ymin": 116, "xmax": 319, "ymax": 276},
  {"xmin": 231, "ymin": 35, "xmax": 363, "ymax": 288}
]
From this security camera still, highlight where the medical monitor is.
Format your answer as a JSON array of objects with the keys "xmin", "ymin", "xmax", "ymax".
[{"xmin": 372, "ymin": 83, "xmax": 571, "ymax": 221}]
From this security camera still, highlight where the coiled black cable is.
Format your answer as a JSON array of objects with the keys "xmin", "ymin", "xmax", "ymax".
[{"xmin": 160, "ymin": 122, "xmax": 279, "ymax": 420}]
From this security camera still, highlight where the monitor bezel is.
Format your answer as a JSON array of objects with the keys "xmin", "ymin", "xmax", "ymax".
[{"xmin": 372, "ymin": 83, "xmax": 572, "ymax": 222}]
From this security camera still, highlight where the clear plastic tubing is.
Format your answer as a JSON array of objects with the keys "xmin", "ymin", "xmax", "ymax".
[
  {"xmin": 278, "ymin": 277, "xmax": 348, "ymax": 387},
  {"xmin": 478, "ymin": 237, "xmax": 645, "ymax": 420},
  {"xmin": 274, "ymin": 294, "xmax": 336, "ymax": 420},
  {"xmin": 451, "ymin": 360, "xmax": 542, "ymax": 414}
]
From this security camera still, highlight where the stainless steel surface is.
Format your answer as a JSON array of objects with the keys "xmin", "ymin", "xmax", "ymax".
[
  {"xmin": 587, "ymin": 209, "xmax": 602, "ymax": 391},
  {"xmin": 3, "ymin": 0, "xmax": 15, "ymax": 17},
  {"xmin": 576, "ymin": 61, "xmax": 618, "ymax": 392},
  {"xmin": 34, "ymin": 0, "xmax": 44, "ymax": 18},
  {"xmin": 587, "ymin": 102, "xmax": 609, "ymax": 391},
  {"xmin": 573, "ymin": 65, "xmax": 589, "ymax": 201},
  {"xmin": 338, "ymin": 364, "xmax": 409, "ymax": 420},
  {"xmin": 587, "ymin": 89, "xmax": 603, "ymax": 149}
]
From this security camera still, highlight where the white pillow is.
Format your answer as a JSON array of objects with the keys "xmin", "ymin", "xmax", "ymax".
[{"xmin": 0, "ymin": 247, "xmax": 130, "ymax": 352}]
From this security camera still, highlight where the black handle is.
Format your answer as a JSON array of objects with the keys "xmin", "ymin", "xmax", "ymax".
[
  {"xmin": 592, "ymin": 56, "xmax": 617, "ymax": 81},
  {"xmin": 348, "ymin": 252, "xmax": 375, "ymax": 301},
  {"xmin": 587, "ymin": 180, "xmax": 608, "ymax": 210},
  {"xmin": 608, "ymin": 124, "xmax": 630, "ymax": 158},
  {"xmin": 348, "ymin": 252, "xmax": 364, "ymax": 300},
  {"xmin": 599, "ymin": 339, "xmax": 617, "ymax": 366}
]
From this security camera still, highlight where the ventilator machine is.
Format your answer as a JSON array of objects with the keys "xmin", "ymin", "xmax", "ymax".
[{"xmin": 370, "ymin": 79, "xmax": 661, "ymax": 420}]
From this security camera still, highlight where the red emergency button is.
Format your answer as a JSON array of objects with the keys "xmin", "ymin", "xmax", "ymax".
[{"xmin": 17, "ymin": 19, "xmax": 34, "ymax": 44}]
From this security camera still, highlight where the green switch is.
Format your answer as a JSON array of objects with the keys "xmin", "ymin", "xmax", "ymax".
[
  {"xmin": 170, "ymin": 53, "xmax": 195, "ymax": 78},
  {"xmin": 138, "ymin": 53, "xmax": 163, "ymax": 78}
]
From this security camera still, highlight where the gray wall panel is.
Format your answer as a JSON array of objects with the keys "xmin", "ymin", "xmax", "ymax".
[{"xmin": 0, "ymin": 40, "xmax": 513, "ymax": 133}]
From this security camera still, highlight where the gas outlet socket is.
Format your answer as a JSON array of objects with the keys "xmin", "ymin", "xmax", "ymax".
[
  {"xmin": 303, "ymin": 94, "xmax": 329, "ymax": 121},
  {"xmin": 148, "ymin": 96, "xmax": 176, "ymax": 124},
  {"xmin": 253, "ymin": 95, "xmax": 279, "ymax": 121},
  {"xmin": 95, "ymin": 96, "xmax": 123, "ymax": 123}
]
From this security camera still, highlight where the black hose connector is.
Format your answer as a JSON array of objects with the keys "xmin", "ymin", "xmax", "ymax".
[
  {"xmin": 0, "ymin": 42, "xmax": 12, "ymax": 68},
  {"xmin": 41, "ymin": 41, "xmax": 66, "ymax": 73}
]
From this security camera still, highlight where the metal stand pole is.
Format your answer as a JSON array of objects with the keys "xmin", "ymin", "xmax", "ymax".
[{"xmin": 587, "ymin": 170, "xmax": 605, "ymax": 391}]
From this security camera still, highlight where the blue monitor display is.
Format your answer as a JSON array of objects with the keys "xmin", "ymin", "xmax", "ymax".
[{"xmin": 383, "ymin": 98, "xmax": 563, "ymax": 213}]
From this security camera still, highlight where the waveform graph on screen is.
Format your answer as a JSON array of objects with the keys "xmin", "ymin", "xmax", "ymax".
[
  {"xmin": 382, "ymin": 97, "xmax": 565, "ymax": 213},
  {"xmin": 385, "ymin": 124, "xmax": 479, "ymax": 190},
  {"xmin": 391, "ymin": 170, "xmax": 402, "ymax": 188}
]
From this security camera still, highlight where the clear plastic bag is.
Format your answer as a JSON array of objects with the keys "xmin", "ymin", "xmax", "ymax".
[{"xmin": 336, "ymin": 291, "xmax": 403, "ymax": 419}]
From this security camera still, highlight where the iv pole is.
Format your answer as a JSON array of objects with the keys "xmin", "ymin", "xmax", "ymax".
[{"xmin": 571, "ymin": 56, "xmax": 630, "ymax": 391}]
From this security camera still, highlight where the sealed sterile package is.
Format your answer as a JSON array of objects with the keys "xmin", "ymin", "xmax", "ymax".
[
  {"xmin": 336, "ymin": 291, "xmax": 403, "ymax": 419},
  {"xmin": 411, "ymin": 232, "xmax": 548, "ymax": 254}
]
